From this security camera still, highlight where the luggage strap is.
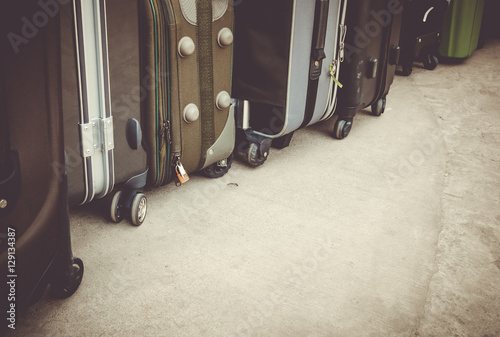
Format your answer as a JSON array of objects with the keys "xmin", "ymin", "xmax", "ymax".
[
  {"xmin": 301, "ymin": 0, "xmax": 330, "ymax": 129},
  {"xmin": 196, "ymin": 0, "xmax": 215, "ymax": 169}
]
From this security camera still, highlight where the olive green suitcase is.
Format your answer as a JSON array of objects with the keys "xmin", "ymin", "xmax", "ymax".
[
  {"xmin": 439, "ymin": 0, "xmax": 486, "ymax": 58},
  {"xmin": 141, "ymin": 0, "xmax": 235, "ymax": 187}
]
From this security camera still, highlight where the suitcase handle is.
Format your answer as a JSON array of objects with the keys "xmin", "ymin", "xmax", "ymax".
[{"xmin": 310, "ymin": 0, "xmax": 330, "ymax": 81}]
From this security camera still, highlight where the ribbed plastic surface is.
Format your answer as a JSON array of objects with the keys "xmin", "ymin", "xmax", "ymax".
[{"xmin": 179, "ymin": 0, "xmax": 228, "ymax": 25}]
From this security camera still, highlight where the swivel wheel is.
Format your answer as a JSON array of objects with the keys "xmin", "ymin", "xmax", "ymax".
[
  {"xmin": 423, "ymin": 54, "xmax": 438, "ymax": 70},
  {"xmin": 130, "ymin": 193, "xmax": 147, "ymax": 226},
  {"xmin": 371, "ymin": 97, "xmax": 386, "ymax": 117},
  {"xmin": 203, "ymin": 154, "xmax": 234, "ymax": 178},
  {"xmin": 50, "ymin": 257, "xmax": 84, "ymax": 299},
  {"xmin": 333, "ymin": 119, "xmax": 352, "ymax": 140},
  {"xmin": 398, "ymin": 64, "xmax": 413, "ymax": 76},
  {"xmin": 247, "ymin": 142, "xmax": 270, "ymax": 166}
]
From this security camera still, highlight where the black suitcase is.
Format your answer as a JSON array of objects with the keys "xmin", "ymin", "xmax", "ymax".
[
  {"xmin": 1, "ymin": 1, "xmax": 83, "ymax": 326},
  {"xmin": 333, "ymin": 0, "xmax": 404, "ymax": 139},
  {"xmin": 397, "ymin": 0, "xmax": 449, "ymax": 76}
]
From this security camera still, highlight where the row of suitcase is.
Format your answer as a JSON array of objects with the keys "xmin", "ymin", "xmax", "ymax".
[
  {"xmin": 0, "ymin": 0, "xmax": 491, "ymax": 321},
  {"xmin": 4, "ymin": 0, "xmax": 481, "ymax": 227},
  {"xmin": 64, "ymin": 0, "xmax": 404, "ymax": 227}
]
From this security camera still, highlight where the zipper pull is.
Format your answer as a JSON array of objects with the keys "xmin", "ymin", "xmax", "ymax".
[
  {"xmin": 175, "ymin": 156, "xmax": 189, "ymax": 186},
  {"xmin": 329, "ymin": 62, "xmax": 343, "ymax": 88},
  {"xmin": 339, "ymin": 24, "xmax": 347, "ymax": 62}
]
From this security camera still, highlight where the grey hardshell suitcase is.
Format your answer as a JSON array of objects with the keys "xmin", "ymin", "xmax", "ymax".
[
  {"xmin": 232, "ymin": 0, "xmax": 347, "ymax": 166},
  {"xmin": 61, "ymin": 0, "xmax": 149, "ymax": 225}
]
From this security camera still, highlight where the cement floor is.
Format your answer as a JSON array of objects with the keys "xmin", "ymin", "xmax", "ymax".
[{"xmin": 9, "ymin": 40, "xmax": 500, "ymax": 336}]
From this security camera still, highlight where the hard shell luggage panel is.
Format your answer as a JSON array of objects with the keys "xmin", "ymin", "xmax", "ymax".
[
  {"xmin": 339, "ymin": 0, "xmax": 402, "ymax": 117},
  {"xmin": 284, "ymin": 0, "xmax": 313, "ymax": 134},
  {"xmin": 62, "ymin": 0, "xmax": 114, "ymax": 205},
  {"xmin": 169, "ymin": 0, "xmax": 234, "ymax": 173},
  {"xmin": 231, "ymin": 0, "xmax": 344, "ymax": 137},
  {"xmin": 383, "ymin": 1, "xmax": 402, "ymax": 96},
  {"xmin": 62, "ymin": 0, "xmax": 148, "ymax": 205},
  {"xmin": 306, "ymin": 0, "xmax": 343, "ymax": 127},
  {"xmin": 286, "ymin": 0, "xmax": 343, "ymax": 133},
  {"xmin": 76, "ymin": 0, "xmax": 114, "ymax": 202}
]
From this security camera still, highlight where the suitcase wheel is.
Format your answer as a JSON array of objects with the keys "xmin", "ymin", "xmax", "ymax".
[
  {"xmin": 333, "ymin": 119, "xmax": 353, "ymax": 140},
  {"xmin": 203, "ymin": 154, "xmax": 234, "ymax": 179},
  {"xmin": 246, "ymin": 142, "xmax": 270, "ymax": 167},
  {"xmin": 397, "ymin": 64, "xmax": 413, "ymax": 76},
  {"xmin": 423, "ymin": 54, "xmax": 439, "ymax": 71},
  {"xmin": 130, "ymin": 193, "xmax": 147, "ymax": 226},
  {"xmin": 109, "ymin": 190, "xmax": 125, "ymax": 223},
  {"xmin": 371, "ymin": 97, "xmax": 387, "ymax": 117},
  {"xmin": 50, "ymin": 257, "xmax": 84, "ymax": 299}
]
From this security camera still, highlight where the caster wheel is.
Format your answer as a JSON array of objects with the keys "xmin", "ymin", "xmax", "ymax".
[
  {"xmin": 247, "ymin": 142, "xmax": 268, "ymax": 166},
  {"xmin": 333, "ymin": 119, "xmax": 352, "ymax": 140},
  {"xmin": 398, "ymin": 64, "xmax": 413, "ymax": 76},
  {"xmin": 109, "ymin": 190, "xmax": 125, "ymax": 223},
  {"xmin": 130, "ymin": 193, "xmax": 147, "ymax": 226},
  {"xmin": 50, "ymin": 257, "xmax": 84, "ymax": 299},
  {"xmin": 423, "ymin": 54, "xmax": 438, "ymax": 70},
  {"xmin": 371, "ymin": 97, "xmax": 386, "ymax": 117},
  {"xmin": 203, "ymin": 154, "xmax": 234, "ymax": 178}
]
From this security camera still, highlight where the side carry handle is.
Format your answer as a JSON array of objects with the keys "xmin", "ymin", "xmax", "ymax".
[{"xmin": 309, "ymin": 0, "xmax": 330, "ymax": 81}]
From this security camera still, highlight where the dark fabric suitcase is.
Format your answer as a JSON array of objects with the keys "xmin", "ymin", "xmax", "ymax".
[
  {"xmin": 61, "ymin": 0, "xmax": 149, "ymax": 225},
  {"xmin": 141, "ymin": 0, "xmax": 236, "ymax": 187},
  {"xmin": 1, "ymin": 1, "xmax": 83, "ymax": 325},
  {"xmin": 333, "ymin": 0, "xmax": 403, "ymax": 139},
  {"xmin": 232, "ymin": 0, "xmax": 347, "ymax": 166},
  {"xmin": 397, "ymin": 0, "xmax": 449, "ymax": 76},
  {"xmin": 479, "ymin": 0, "xmax": 500, "ymax": 44}
]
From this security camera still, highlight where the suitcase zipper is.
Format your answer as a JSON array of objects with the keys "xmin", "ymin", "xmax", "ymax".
[
  {"xmin": 338, "ymin": 23, "xmax": 347, "ymax": 63},
  {"xmin": 163, "ymin": 120, "xmax": 172, "ymax": 146},
  {"xmin": 158, "ymin": 119, "xmax": 172, "ymax": 185}
]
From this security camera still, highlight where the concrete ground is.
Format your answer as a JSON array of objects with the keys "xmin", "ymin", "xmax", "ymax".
[{"xmin": 9, "ymin": 40, "xmax": 500, "ymax": 336}]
